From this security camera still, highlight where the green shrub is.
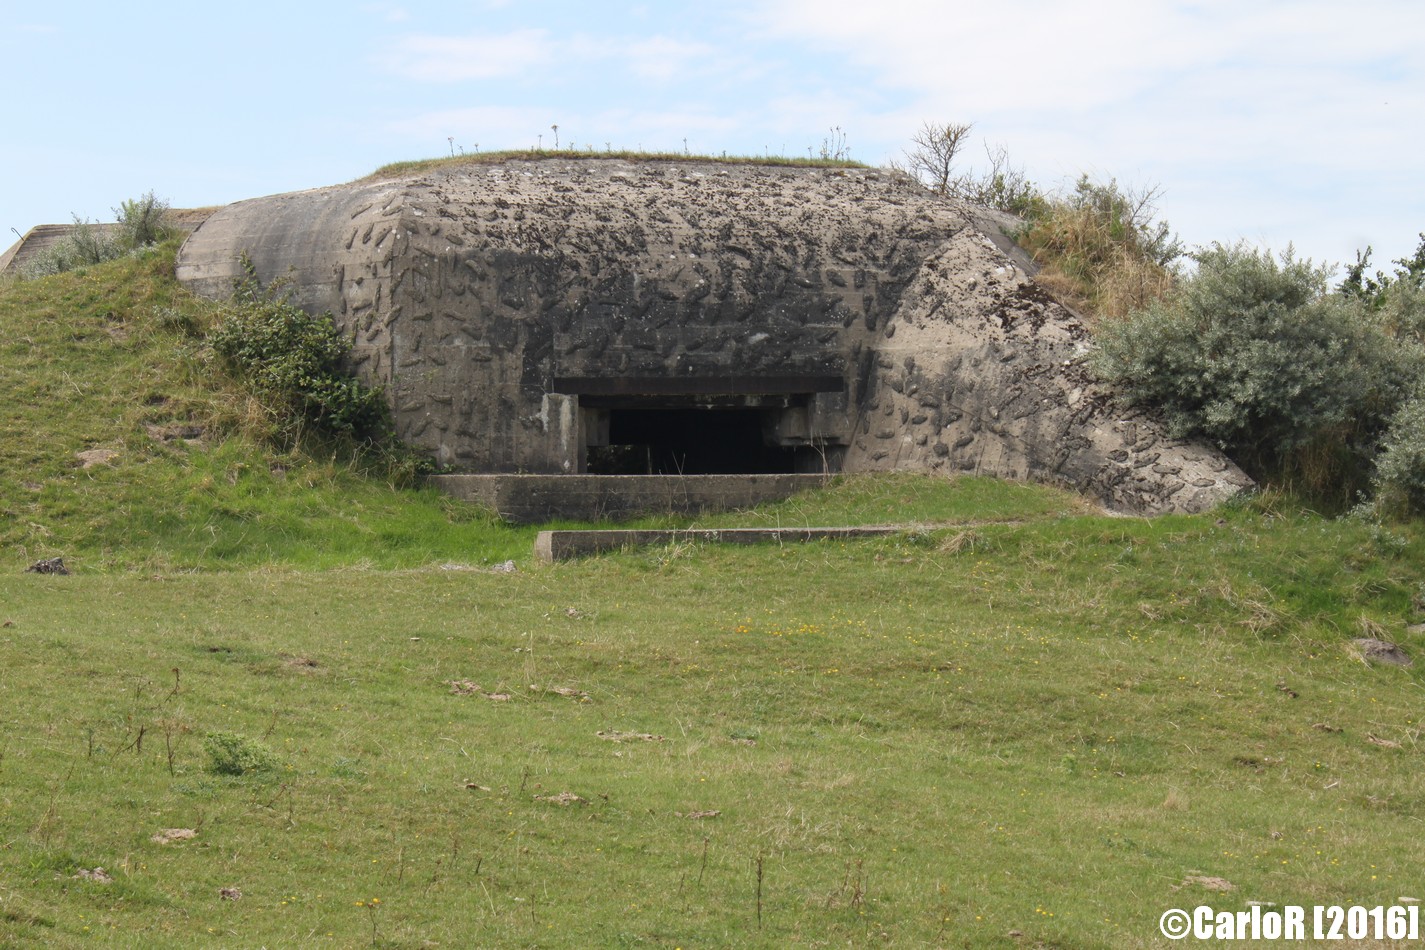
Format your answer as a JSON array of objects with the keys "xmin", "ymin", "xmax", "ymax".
[
  {"xmin": 1338, "ymin": 233, "xmax": 1425, "ymax": 307},
  {"xmin": 204, "ymin": 731, "xmax": 279, "ymax": 776},
  {"xmin": 1376, "ymin": 280, "xmax": 1425, "ymax": 348},
  {"xmin": 210, "ymin": 260, "xmax": 390, "ymax": 444},
  {"xmin": 1094, "ymin": 242, "xmax": 1425, "ymax": 506},
  {"xmin": 1373, "ymin": 397, "xmax": 1425, "ymax": 517},
  {"xmin": 1065, "ymin": 175, "xmax": 1181, "ymax": 268},
  {"xmin": 958, "ymin": 168, "xmax": 1045, "ymax": 218},
  {"xmin": 67, "ymin": 217, "xmax": 122, "ymax": 265},
  {"xmin": 947, "ymin": 144, "xmax": 1046, "ymax": 217},
  {"xmin": 114, "ymin": 190, "xmax": 172, "ymax": 248},
  {"xmin": 1361, "ymin": 268, "xmax": 1425, "ymax": 514}
]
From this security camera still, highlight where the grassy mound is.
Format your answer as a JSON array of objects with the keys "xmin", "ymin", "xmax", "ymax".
[
  {"xmin": 1, "ymin": 221, "xmax": 1423, "ymax": 948},
  {"xmin": 0, "ymin": 243, "xmax": 527, "ymax": 572}
]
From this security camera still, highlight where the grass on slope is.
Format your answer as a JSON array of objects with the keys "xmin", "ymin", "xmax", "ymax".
[
  {"xmin": 0, "ymin": 505, "xmax": 1422, "ymax": 948},
  {"xmin": 0, "ymin": 244, "xmax": 531, "ymax": 572}
]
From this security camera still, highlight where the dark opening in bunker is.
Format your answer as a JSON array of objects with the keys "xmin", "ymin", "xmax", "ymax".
[
  {"xmin": 561, "ymin": 376, "xmax": 847, "ymax": 476},
  {"xmin": 589, "ymin": 408, "xmax": 797, "ymax": 474}
]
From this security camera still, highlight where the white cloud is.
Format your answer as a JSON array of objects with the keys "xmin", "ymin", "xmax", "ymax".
[
  {"xmin": 753, "ymin": 0, "xmax": 1423, "ymax": 105},
  {"xmin": 749, "ymin": 0, "xmax": 1195, "ymax": 113},
  {"xmin": 741, "ymin": 0, "xmax": 1425, "ymax": 263},
  {"xmin": 378, "ymin": 29, "xmax": 552, "ymax": 81}
]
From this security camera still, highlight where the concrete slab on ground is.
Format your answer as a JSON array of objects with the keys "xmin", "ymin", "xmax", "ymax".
[
  {"xmin": 432, "ymin": 473, "xmax": 830, "ymax": 524},
  {"xmin": 535, "ymin": 525, "xmax": 907, "ymax": 562}
]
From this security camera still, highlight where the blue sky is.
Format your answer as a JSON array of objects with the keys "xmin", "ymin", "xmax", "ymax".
[{"xmin": 5, "ymin": 0, "xmax": 1423, "ymax": 273}]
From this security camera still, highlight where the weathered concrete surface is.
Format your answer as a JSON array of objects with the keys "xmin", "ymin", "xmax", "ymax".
[
  {"xmin": 536, "ymin": 525, "xmax": 905, "ymax": 562},
  {"xmin": 843, "ymin": 228, "xmax": 1248, "ymax": 514},
  {"xmin": 432, "ymin": 473, "xmax": 828, "ymax": 524},
  {"xmin": 176, "ymin": 158, "xmax": 1252, "ymax": 515}
]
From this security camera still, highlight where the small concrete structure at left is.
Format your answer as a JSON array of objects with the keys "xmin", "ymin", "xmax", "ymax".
[{"xmin": 1, "ymin": 210, "xmax": 216, "ymax": 275}]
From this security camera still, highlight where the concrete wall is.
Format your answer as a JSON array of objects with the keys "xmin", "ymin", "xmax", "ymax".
[{"xmin": 176, "ymin": 158, "xmax": 1252, "ymax": 514}]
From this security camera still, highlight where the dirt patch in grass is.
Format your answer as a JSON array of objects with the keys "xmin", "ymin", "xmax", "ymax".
[
  {"xmin": 151, "ymin": 828, "xmax": 197, "ymax": 845},
  {"xmin": 448, "ymin": 680, "xmax": 511, "ymax": 700},
  {"xmin": 1351, "ymin": 637, "xmax": 1412, "ymax": 667},
  {"xmin": 535, "ymin": 791, "xmax": 586, "ymax": 806},
  {"xmin": 75, "ymin": 448, "xmax": 120, "ymax": 469},
  {"xmin": 1177, "ymin": 875, "xmax": 1235, "ymax": 892},
  {"xmin": 531, "ymin": 684, "xmax": 590, "ymax": 701}
]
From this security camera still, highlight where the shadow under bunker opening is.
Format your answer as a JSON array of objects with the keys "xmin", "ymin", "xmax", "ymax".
[{"xmin": 579, "ymin": 393, "xmax": 845, "ymax": 476}]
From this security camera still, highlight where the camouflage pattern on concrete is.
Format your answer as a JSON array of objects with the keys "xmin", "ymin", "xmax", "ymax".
[{"xmin": 175, "ymin": 158, "xmax": 1251, "ymax": 514}]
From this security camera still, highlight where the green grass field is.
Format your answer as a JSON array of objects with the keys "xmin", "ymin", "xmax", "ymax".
[{"xmin": 2, "ymin": 246, "xmax": 1424, "ymax": 948}]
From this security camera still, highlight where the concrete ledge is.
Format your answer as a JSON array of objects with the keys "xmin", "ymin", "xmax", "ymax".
[
  {"xmin": 431, "ymin": 473, "xmax": 830, "ymax": 524},
  {"xmin": 536, "ymin": 525, "xmax": 906, "ymax": 562}
]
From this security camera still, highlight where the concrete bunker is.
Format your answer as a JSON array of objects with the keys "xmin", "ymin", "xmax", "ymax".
[{"xmin": 175, "ymin": 157, "xmax": 1252, "ymax": 519}]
